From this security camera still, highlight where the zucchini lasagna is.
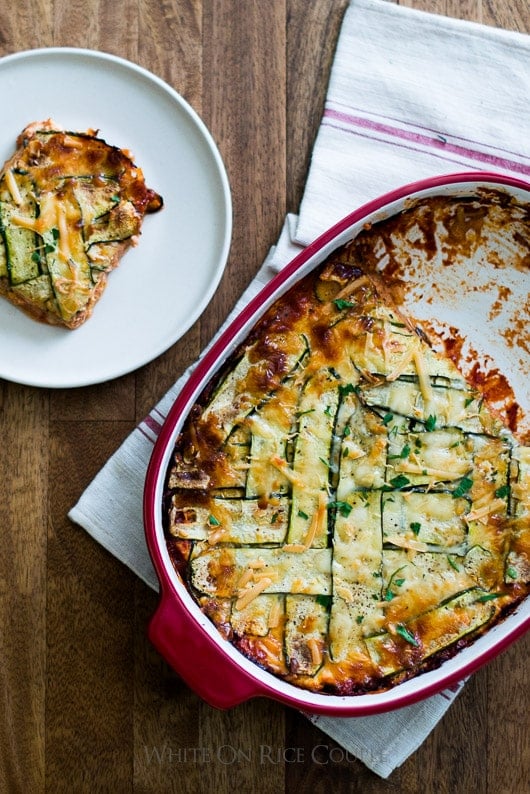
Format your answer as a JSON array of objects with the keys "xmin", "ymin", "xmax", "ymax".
[
  {"xmin": 164, "ymin": 199, "xmax": 530, "ymax": 695},
  {"xmin": 0, "ymin": 120, "xmax": 162, "ymax": 328}
]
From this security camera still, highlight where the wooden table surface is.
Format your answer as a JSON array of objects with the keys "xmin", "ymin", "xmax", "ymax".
[{"xmin": 1, "ymin": 1, "xmax": 528, "ymax": 792}]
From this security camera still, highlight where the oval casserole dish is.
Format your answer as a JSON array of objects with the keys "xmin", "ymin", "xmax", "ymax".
[{"xmin": 144, "ymin": 172, "xmax": 530, "ymax": 715}]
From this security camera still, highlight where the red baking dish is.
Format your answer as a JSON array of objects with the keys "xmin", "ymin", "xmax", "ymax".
[{"xmin": 143, "ymin": 172, "xmax": 530, "ymax": 715}]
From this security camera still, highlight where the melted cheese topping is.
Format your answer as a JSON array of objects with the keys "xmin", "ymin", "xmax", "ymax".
[
  {"xmin": 166, "ymin": 224, "xmax": 530, "ymax": 696},
  {"xmin": 5, "ymin": 169, "xmax": 23, "ymax": 205}
]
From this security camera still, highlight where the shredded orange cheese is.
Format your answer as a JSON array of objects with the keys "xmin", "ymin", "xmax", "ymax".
[
  {"xmin": 412, "ymin": 349, "xmax": 434, "ymax": 404},
  {"xmin": 270, "ymin": 455, "xmax": 305, "ymax": 487},
  {"xmin": 386, "ymin": 349, "xmax": 415, "ymax": 381},
  {"xmin": 303, "ymin": 492, "xmax": 327, "ymax": 549},
  {"xmin": 236, "ymin": 567, "xmax": 255, "ymax": 589},
  {"xmin": 334, "ymin": 275, "xmax": 370, "ymax": 300},
  {"xmin": 268, "ymin": 598, "xmax": 282, "ymax": 629},
  {"xmin": 235, "ymin": 577, "xmax": 273, "ymax": 610},
  {"xmin": 385, "ymin": 535, "xmax": 429, "ymax": 552},
  {"xmin": 396, "ymin": 462, "xmax": 468, "ymax": 481},
  {"xmin": 466, "ymin": 498, "xmax": 506, "ymax": 523},
  {"xmin": 282, "ymin": 493, "xmax": 328, "ymax": 553},
  {"xmin": 5, "ymin": 169, "xmax": 22, "ymax": 205},
  {"xmin": 207, "ymin": 527, "xmax": 227, "ymax": 546},
  {"xmin": 307, "ymin": 638, "xmax": 323, "ymax": 666}
]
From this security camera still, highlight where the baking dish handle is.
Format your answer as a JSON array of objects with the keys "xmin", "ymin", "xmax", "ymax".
[{"xmin": 148, "ymin": 591, "xmax": 265, "ymax": 709}]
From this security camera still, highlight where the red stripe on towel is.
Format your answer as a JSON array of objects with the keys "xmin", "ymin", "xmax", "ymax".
[{"xmin": 324, "ymin": 107, "xmax": 530, "ymax": 176}]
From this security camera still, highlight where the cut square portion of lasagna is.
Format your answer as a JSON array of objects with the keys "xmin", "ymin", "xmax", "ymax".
[{"xmin": 0, "ymin": 120, "xmax": 162, "ymax": 328}]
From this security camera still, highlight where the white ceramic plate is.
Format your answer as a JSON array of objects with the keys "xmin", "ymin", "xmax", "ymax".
[{"xmin": 0, "ymin": 48, "xmax": 232, "ymax": 388}]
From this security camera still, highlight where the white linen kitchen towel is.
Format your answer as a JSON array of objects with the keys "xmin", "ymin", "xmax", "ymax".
[
  {"xmin": 69, "ymin": 0, "xmax": 530, "ymax": 779},
  {"xmin": 289, "ymin": 0, "xmax": 530, "ymax": 252}
]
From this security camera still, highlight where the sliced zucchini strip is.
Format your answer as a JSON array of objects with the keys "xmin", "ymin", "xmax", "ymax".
[
  {"xmin": 168, "ymin": 496, "xmax": 289, "ymax": 545},
  {"xmin": 0, "ymin": 171, "xmax": 40, "ymax": 285},
  {"xmin": 190, "ymin": 546, "xmax": 332, "ymax": 599},
  {"xmin": 365, "ymin": 588, "xmax": 496, "ymax": 676},
  {"xmin": 285, "ymin": 595, "xmax": 328, "ymax": 675},
  {"xmin": 286, "ymin": 373, "xmax": 339, "ymax": 547}
]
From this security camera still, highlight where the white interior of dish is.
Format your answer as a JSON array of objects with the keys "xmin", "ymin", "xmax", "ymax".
[{"xmin": 152, "ymin": 178, "xmax": 530, "ymax": 711}]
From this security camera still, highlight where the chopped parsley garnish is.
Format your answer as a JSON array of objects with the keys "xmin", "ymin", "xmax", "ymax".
[
  {"xmin": 384, "ymin": 565, "xmax": 407, "ymax": 600},
  {"xmin": 316, "ymin": 595, "xmax": 331, "ymax": 608},
  {"xmin": 447, "ymin": 555, "xmax": 460, "ymax": 571},
  {"xmin": 382, "ymin": 412, "xmax": 394, "ymax": 425},
  {"xmin": 395, "ymin": 624, "xmax": 419, "ymax": 647},
  {"xmin": 339, "ymin": 383, "xmax": 358, "ymax": 398},
  {"xmin": 506, "ymin": 566, "xmax": 517, "ymax": 579},
  {"xmin": 270, "ymin": 512, "xmax": 279, "ymax": 524},
  {"xmin": 452, "ymin": 476, "xmax": 473, "ymax": 498},
  {"xmin": 333, "ymin": 298, "xmax": 355, "ymax": 310},
  {"xmin": 410, "ymin": 521, "xmax": 421, "ymax": 536},
  {"xmin": 386, "ymin": 474, "xmax": 411, "ymax": 490},
  {"xmin": 297, "ymin": 509, "xmax": 309, "ymax": 520},
  {"xmin": 327, "ymin": 500, "xmax": 353, "ymax": 517},
  {"xmin": 477, "ymin": 592, "xmax": 504, "ymax": 603},
  {"xmin": 495, "ymin": 484, "xmax": 509, "ymax": 499},
  {"xmin": 207, "ymin": 515, "xmax": 221, "ymax": 527},
  {"xmin": 389, "ymin": 444, "xmax": 411, "ymax": 460},
  {"xmin": 356, "ymin": 615, "xmax": 364, "ymax": 624},
  {"xmin": 425, "ymin": 414, "xmax": 437, "ymax": 431}
]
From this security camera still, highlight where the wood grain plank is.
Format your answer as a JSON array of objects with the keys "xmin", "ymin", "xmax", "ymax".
[
  {"xmin": 50, "ymin": 376, "xmax": 137, "ymax": 422},
  {"xmin": 0, "ymin": 383, "xmax": 48, "ymax": 792},
  {"xmin": 201, "ymin": 0, "xmax": 287, "ymax": 346},
  {"xmin": 404, "ymin": 674, "xmax": 489, "ymax": 794},
  {"xmin": 138, "ymin": 0, "xmax": 202, "ymax": 110},
  {"xmin": 50, "ymin": 0, "xmax": 138, "ymax": 56},
  {"xmin": 446, "ymin": 0, "xmax": 483, "ymax": 23},
  {"xmin": 398, "ymin": 0, "xmax": 448, "ymax": 14},
  {"xmin": 133, "ymin": 582, "xmax": 207, "ymax": 794},
  {"xmin": 46, "ymin": 421, "xmax": 137, "ymax": 791},
  {"xmin": 0, "ymin": 0, "xmax": 52, "ymax": 54},
  {"xmin": 97, "ymin": 0, "xmax": 140, "ymax": 62},
  {"xmin": 486, "ymin": 633, "xmax": 530, "ymax": 793},
  {"xmin": 482, "ymin": 0, "xmax": 530, "ymax": 31},
  {"xmin": 286, "ymin": 0, "xmax": 350, "ymax": 213}
]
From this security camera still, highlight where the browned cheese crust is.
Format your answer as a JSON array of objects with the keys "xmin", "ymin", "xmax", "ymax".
[{"xmin": 163, "ymin": 194, "xmax": 530, "ymax": 696}]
